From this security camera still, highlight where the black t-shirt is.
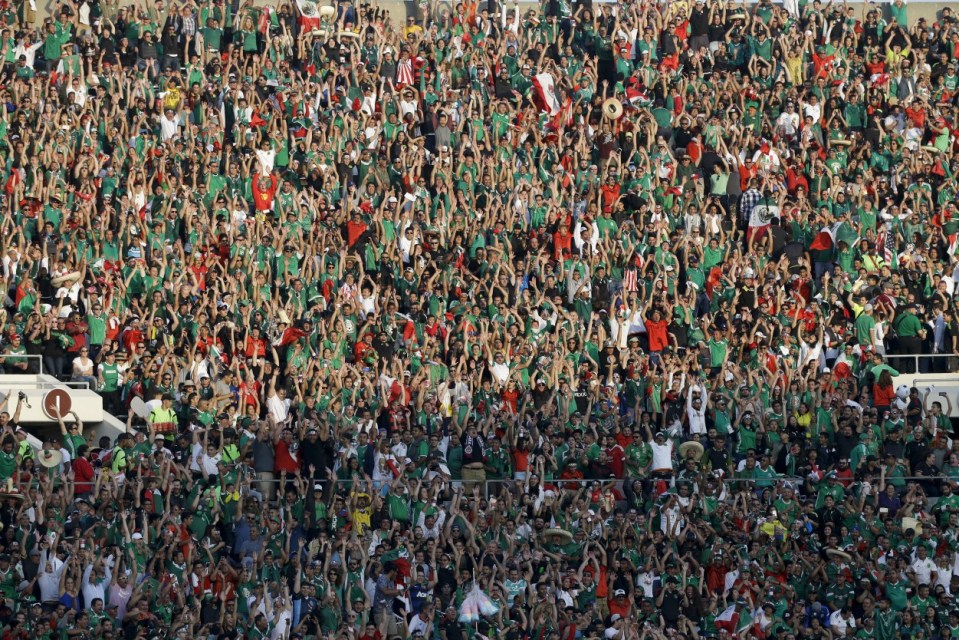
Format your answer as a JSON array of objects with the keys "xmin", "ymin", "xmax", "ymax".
[
  {"xmin": 706, "ymin": 446, "xmax": 729, "ymax": 473},
  {"xmin": 300, "ymin": 436, "xmax": 335, "ymax": 473},
  {"xmin": 436, "ymin": 564, "xmax": 457, "ymax": 591},
  {"xmin": 882, "ymin": 438, "xmax": 905, "ymax": 460},
  {"xmin": 690, "ymin": 8, "xmax": 709, "ymax": 36},
  {"xmin": 947, "ymin": 320, "xmax": 959, "ymax": 352},
  {"xmin": 573, "ymin": 387, "xmax": 590, "ymax": 414},
  {"xmin": 531, "ymin": 386, "xmax": 551, "ymax": 409},
  {"xmin": 611, "ymin": 569, "xmax": 631, "ymax": 593},
  {"xmin": 708, "ymin": 23, "xmax": 726, "ymax": 42},
  {"xmin": 835, "ymin": 432, "xmax": 858, "ymax": 459},
  {"xmin": 442, "ymin": 618, "xmax": 465, "ymax": 640},
  {"xmin": 906, "ymin": 439, "xmax": 931, "ymax": 470},
  {"xmin": 660, "ymin": 588, "xmax": 683, "ymax": 622},
  {"xmin": 669, "ymin": 321, "xmax": 689, "ymax": 349}
]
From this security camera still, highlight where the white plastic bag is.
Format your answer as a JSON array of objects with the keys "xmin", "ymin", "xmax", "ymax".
[{"xmin": 458, "ymin": 583, "xmax": 499, "ymax": 623}]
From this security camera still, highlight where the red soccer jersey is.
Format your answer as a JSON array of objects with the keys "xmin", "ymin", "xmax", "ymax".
[{"xmin": 252, "ymin": 175, "xmax": 277, "ymax": 211}]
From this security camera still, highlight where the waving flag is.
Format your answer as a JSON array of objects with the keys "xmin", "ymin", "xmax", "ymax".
[
  {"xmin": 551, "ymin": 96, "xmax": 573, "ymax": 132},
  {"xmin": 715, "ymin": 605, "xmax": 740, "ymax": 634},
  {"xmin": 274, "ymin": 326, "xmax": 307, "ymax": 348},
  {"xmin": 810, "ymin": 221, "xmax": 857, "ymax": 251},
  {"xmin": 746, "ymin": 203, "xmax": 779, "ymax": 243},
  {"xmin": 295, "ymin": 0, "xmax": 322, "ymax": 30},
  {"xmin": 705, "ymin": 267, "xmax": 724, "ymax": 299},
  {"xmin": 877, "ymin": 229, "xmax": 893, "ymax": 268},
  {"xmin": 257, "ymin": 6, "xmax": 275, "ymax": 34},
  {"xmin": 625, "ymin": 85, "xmax": 651, "ymax": 108},
  {"xmin": 737, "ymin": 607, "xmax": 758, "ymax": 636},
  {"xmin": 532, "ymin": 73, "xmax": 560, "ymax": 115}
]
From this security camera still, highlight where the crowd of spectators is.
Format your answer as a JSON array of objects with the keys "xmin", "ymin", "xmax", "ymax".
[{"xmin": 1, "ymin": 0, "xmax": 959, "ymax": 638}]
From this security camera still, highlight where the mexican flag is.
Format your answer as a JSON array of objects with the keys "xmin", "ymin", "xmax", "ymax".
[
  {"xmin": 625, "ymin": 85, "xmax": 651, "ymax": 108},
  {"xmin": 257, "ymin": 6, "xmax": 278, "ymax": 34},
  {"xmin": 532, "ymin": 73, "xmax": 560, "ymax": 116},
  {"xmin": 715, "ymin": 605, "xmax": 740, "ymax": 634},
  {"xmin": 295, "ymin": 0, "xmax": 323, "ymax": 31},
  {"xmin": 274, "ymin": 326, "xmax": 307, "ymax": 348},
  {"xmin": 551, "ymin": 96, "xmax": 573, "ymax": 133},
  {"xmin": 737, "ymin": 606, "xmax": 757, "ymax": 636},
  {"xmin": 715, "ymin": 603, "xmax": 759, "ymax": 637},
  {"xmin": 810, "ymin": 221, "xmax": 857, "ymax": 251}
]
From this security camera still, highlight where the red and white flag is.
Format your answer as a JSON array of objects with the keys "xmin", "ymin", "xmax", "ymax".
[
  {"xmin": 550, "ymin": 96, "xmax": 573, "ymax": 133},
  {"xmin": 295, "ymin": 0, "xmax": 323, "ymax": 31},
  {"xmin": 746, "ymin": 202, "xmax": 779, "ymax": 243},
  {"xmin": 257, "ymin": 6, "xmax": 273, "ymax": 34},
  {"xmin": 396, "ymin": 58, "xmax": 414, "ymax": 87},
  {"xmin": 532, "ymin": 73, "xmax": 560, "ymax": 115}
]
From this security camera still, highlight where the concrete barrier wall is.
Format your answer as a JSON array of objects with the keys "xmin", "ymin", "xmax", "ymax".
[
  {"xmin": 0, "ymin": 375, "xmax": 104, "ymax": 423},
  {"xmin": 0, "ymin": 373, "xmax": 128, "ymax": 448},
  {"xmin": 892, "ymin": 373, "xmax": 959, "ymax": 419}
]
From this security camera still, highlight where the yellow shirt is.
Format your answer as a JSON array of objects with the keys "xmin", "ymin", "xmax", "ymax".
[
  {"xmin": 401, "ymin": 24, "xmax": 423, "ymax": 40},
  {"xmin": 351, "ymin": 492, "xmax": 373, "ymax": 534},
  {"xmin": 785, "ymin": 54, "xmax": 804, "ymax": 85},
  {"xmin": 885, "ymin": 47, "xmax": 910, "ymax": 66}
]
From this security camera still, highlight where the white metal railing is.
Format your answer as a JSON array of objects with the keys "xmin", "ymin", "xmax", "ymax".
[{"xmin": 0, "ymin": 354, "xmax": 43, "ymax": 375}]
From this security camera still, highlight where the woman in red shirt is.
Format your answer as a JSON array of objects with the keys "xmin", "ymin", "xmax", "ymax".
[
  {"xmin": 243, "ymin": 328, "xmax": 267, "ymax": 358},
  {"xmin": 644, "ymin": 308, "xmax": 670, "ymax": 357},
  {"xmin": 500, "ymin": 380, "xmax": 520, "ymax": 413},
  {"xmin": 873, "ymin": 369, "xmax": 896, "ymax": 415},
  {"xmin": 72, "ymin": 445, "xmax": 96, "ymax": 497},
  {"xmin": 552, "ymin": 225, "xmax": 573, "ymax": 260}
]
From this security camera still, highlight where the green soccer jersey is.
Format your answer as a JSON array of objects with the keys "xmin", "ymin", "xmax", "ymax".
[{"xmin": 99, "ymin": 362, "xmax": 120, "ymax": 392}]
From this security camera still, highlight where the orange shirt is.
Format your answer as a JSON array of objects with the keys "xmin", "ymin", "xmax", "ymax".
[
  {"xmin": 512, "ymin": 447, "xmax": 530, "ymax": 473},
  {"xmin": 608, "ymin": 597, "xmax": 632, "ymax": 617},
  {"xmin": 873, "ymin": 382, "xmax": 895, "ymax": 407}
]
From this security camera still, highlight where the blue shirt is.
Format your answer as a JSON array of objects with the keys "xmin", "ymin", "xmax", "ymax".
[{"xmin": 409, "ymin": 584, "xmax": 432, "ymax": 614}]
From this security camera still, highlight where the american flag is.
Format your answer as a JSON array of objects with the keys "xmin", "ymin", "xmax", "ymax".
[{"xmin": 877, "ymin": 229, "xmax": 893, "ymax": 266}]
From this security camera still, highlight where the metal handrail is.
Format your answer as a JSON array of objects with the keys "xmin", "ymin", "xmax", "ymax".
[
  {"xmin": 0, "ymin": 354, "xmax": 96, "ymax": 387},
  {"xmin": 0, "ymin": 353, "xmax": 44, "ymax": 375},
  {"xmin": 7, "ymin": 381, "xmax": 92, "ymax": 390},
  {"xmin": 885, "ymin": 352, "xmax": 959, "ymax": 375}
]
